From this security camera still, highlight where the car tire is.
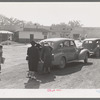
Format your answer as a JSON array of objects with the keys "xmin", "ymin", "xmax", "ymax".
[
  {"xmin": 59, "ymin": 57, "xmax": 66, "ymax": 69},
  {"xmin": 84, "ymin": 53, "xmax": 88, "ymax": 63},
  {"xmin": 95, "ymin": 49, "xmax": 100, "ymax": 58}
]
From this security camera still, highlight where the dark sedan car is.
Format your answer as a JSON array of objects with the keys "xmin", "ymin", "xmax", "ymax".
[
  {"xmin": 82, "ymin": 38, "xmax": 100, "ymax": 57},
  {"xmin": 40, "ymin": 38, "xmax": 89, "ymax": 68}
]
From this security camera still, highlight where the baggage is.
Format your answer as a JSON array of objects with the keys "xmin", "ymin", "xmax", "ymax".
[{"xmin": 38, "ymin": 60, "xmax": 44, "ymax": 73}]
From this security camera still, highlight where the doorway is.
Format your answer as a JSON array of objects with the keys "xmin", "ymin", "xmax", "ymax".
[{"xmin": 30, "ymin": 34, "xmax": 34, "ymax": 42}]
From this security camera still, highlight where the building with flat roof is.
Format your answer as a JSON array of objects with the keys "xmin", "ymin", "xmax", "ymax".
[
  {"xmin": 18, "ymin": 28, "xmax": 51, "ymax": 43},
  {"xmin": 0, "ymin": 30, "xmax": 13, "ymax": 42}
]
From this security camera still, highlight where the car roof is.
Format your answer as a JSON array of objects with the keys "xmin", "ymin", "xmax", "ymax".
[
  {"xmin": 83, "ymin": 38, "xmax": 100, "ymax": 41},
  {"xmin": 40, "ymin": 38, "xmax": 73, "ymax": 42}
]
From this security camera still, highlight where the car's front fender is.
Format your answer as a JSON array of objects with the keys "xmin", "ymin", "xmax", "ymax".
[{"xmin": 78, "ymin": 49, "xmax": 89, "ymax": 60}]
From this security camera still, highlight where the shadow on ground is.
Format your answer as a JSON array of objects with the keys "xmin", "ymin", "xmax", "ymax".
[
  {"xmin": 24, "ymin": 78, "xmax": 40, "ymax": 89},
  {"xmin": 52, "ymin": 61, "xmax": 93, "ymax": 76},
  {"xmin": 24, "ymin": 61, "xmax": 93, "ymax": 89},
  {"xmin": 24, "ymin": 73, "xmax": 56, "ymax": 89}
]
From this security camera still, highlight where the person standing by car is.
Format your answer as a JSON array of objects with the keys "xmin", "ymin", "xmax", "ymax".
[
  {"xmin": 35, "ymin": 43, "xmax": 42, "ymax": 52},
  {"xmin": 27, "ymin": 41, "xmax": 40, "ymax": 78},
  {"xmin": 41, "ymin": 42, "xmax": 53, "ymax": 74},
  {"xmin": 0, "ymin": 45, "xmax": 3, "ymax": 73}
]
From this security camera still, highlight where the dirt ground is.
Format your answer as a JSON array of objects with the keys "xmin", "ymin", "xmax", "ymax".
[{"xmin": 0, "ymin": 44, "xmax": 100, "ymax": 89}]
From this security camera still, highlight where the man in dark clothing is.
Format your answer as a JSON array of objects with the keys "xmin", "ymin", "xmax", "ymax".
[
  {"xmin": 0, "ymin": 45, "xmax": 3, "ymax": 73},
  {"xmin": 41, "ymin": 42, "xmax": 52, "ymax": 74},
  {"xmin": 27, "ymin": 41, "xmax": 40, "ymax": 78}
]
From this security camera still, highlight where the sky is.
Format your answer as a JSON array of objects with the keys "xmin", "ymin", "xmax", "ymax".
[{"xmin": 0, "ymin": 2, "xmax": 100, "ymax": 27}]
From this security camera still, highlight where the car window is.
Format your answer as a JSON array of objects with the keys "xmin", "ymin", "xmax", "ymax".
[
  {"xmin": 70, "ymin": 41, "xmax": 75, "ymax": 46},
  {"xmin": 84, "ymin": 40, "xmax": 93, "ymax": 44},
  {"xmin": 88, "ymin": 41, "xmax": 93, "ymax": 43},
  {"xmin": 96, "ymin": 40, "xmax": 100, "ymax": 47},
  {"xmin": 96, "ymin": 41, "xmax": 100, "ymax": 44},
  {"xmin": 64, "ymin": 41, "xmax": 69, "ymax": 47},
  {"xmin": 59, "ymin": 42, "xmax": 64, "ymax": 48},
  {"xmin": 96, "ymin": 41, "xmax": 99, "ymax": 43}
]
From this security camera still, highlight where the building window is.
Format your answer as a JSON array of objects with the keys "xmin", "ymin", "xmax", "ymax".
[
  {"xmin": 30, "ymin": 34, "xmax": 34, "ymax": 42},
  {"xmin": 44, "ymin": 35, "xmax": 47, "ymax": 39}
]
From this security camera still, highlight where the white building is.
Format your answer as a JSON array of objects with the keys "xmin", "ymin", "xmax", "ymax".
[{"xmin": 18, "ymin": 28, "xmax": 51, "ymax": 43}]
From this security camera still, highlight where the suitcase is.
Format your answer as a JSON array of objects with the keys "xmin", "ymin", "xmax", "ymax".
[{"xmin": 38, "ymin": 61, "xmax": 44, "ymax": 73}]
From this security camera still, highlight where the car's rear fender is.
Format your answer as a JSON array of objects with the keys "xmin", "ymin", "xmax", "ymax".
[{"xmin": 78, "ymin": 49, "xmax": 89, "ymax": 60}]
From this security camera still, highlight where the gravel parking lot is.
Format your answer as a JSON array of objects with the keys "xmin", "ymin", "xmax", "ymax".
[{"xmin": 0, "ymin": 44, "xmax": 100, "ymax": 89}]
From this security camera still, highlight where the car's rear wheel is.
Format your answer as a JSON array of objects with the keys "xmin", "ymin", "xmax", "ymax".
[
  {"xmin": 95, "ymin": 49, "xmax": 100, "ymax": 57},
  {"xmin": 84, "ymin": 53, "xmax": 88, "ymax": 63},
  {"xmin": 59, "ymin": 57, "xmax": 66, "ymax": 69}
]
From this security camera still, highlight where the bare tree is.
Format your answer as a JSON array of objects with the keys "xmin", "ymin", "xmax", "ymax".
[
  {"xmin": 68, "ymin": 20, "xmax": 83, "ymax": 28},
  {"xmin": 0, "ymin": 14, "xmax": 24, "ymax": 26}
]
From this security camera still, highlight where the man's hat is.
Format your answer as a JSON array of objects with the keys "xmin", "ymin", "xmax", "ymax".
[{"xmin": 30, "ymin": 41, "xmax": 36, "ymax": 45}]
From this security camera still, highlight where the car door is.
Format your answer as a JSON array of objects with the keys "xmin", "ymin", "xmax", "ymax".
[
  {"xmin": 94, "ymin": 40, "xmax": 100, "ymax": 53},
  {"xmin": 69, "ymin": 40, "xmax": 78, "ymax": 60},
  {"xmin": 56, "ymin": 41, "xmax": 71, "ymax": 61},
  {"xmin": 62, "ymin": 40, "xmax": 72, "ymax": 61}
]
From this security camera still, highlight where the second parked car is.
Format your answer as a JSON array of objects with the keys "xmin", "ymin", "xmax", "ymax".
[{"xmin": 82, "ymin": 38, "xmax": 100, "ymax": 57}]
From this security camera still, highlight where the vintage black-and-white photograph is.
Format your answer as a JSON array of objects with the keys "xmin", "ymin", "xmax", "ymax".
[{"xmin": 0, "ymin": 2, "xmax": 100, "ymax": 91}]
